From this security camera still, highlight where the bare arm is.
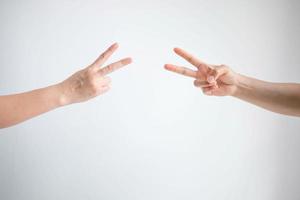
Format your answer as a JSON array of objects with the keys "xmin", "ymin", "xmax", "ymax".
[
  {"xmin": 0, "ymin": 43, "xmax": 132, "ymax": 128},
  {"xmin": 0, "ymin": 85, "xmax": 64, "ymax": 128},
  {"xmin": 233, "ymin": 75, "xmax": 300, "ymax": 116},
  {"xmin": 164, "ymin": 47, "xmax": 300, "ymax": 117}
]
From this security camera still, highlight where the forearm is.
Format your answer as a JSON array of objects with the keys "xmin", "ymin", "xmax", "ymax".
[
  {"xmin": 0, "ymin": 84, "xmax": 64, "ymax": 128},
  {"xmin": 0, "ymin": 43, "xmax": 130, "ymax": 129},
  {"xmin": 233, "ymin": 74, "xmax": 300, "ymax": 116}
]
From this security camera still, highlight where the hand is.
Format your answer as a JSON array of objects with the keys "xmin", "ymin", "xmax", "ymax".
[
  {"xmin": 58, "ymin": 43, "xmax": 132, "ymax": 105},
  {"xmin": 164, "ymin": 48, "xmax": 238, "ymax": 96}
]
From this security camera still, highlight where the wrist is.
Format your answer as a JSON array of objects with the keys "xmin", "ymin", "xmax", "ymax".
[
  {"xmin": 231, "ymin": 73, "xmax": 250, "ymax": 98},
  {"xmin": 51, "ymin": 83, "xmax": 70, "ymax": 107}
]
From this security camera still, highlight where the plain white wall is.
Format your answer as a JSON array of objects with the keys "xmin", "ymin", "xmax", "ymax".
[{"xmin": 0, "ymin": 0, "xmax": 300, "ymax": 199}]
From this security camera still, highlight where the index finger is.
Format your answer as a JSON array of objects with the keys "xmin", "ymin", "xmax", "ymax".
[
  {"xmin": 92, "ymin": 43, "xmax": 119, "ymax": 67},
  {"xmin": 173, "ymin": 47, "xmax": 209, "ymax": 72},
  {"xmin": 98, "ymin": 57, "xmax": 132, "ymax": 76}
]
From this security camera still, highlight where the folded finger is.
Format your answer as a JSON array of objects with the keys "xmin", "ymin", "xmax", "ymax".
[
  {"xmin": 194, "ymin": 80, "xmax": 215, "ymax": 88},
  {"xmin": 202, "ymin": 86, "xmax": 215, "ymax": 95},
  {"xmin": 207, "ymin": 65, "xmax": 229, "ymax": 83}
]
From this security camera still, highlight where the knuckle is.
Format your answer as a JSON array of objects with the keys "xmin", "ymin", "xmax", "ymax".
[
  {"xmin": 197, "ymin": 63, "xmax": 204, "ymax": 68},
  {"xmin": 220, "ymin": 64, "xmax": 229, "ymax": 71},
  {"xmin": 86, "ymin": 74, "xmax": 97, "ymax": 88},
  {"xmin": 196, "ymin": 71, "xmax": 204, "ymax": 79},
  {"xmin": 107, "ymin": 64, "xmax": 113, "ymax": 71},
  {"xmin": 203, "ymin": 90, "xmax": 211, "ymax": 96},
  {"xmin": 106, "ymin": 83, "xmax": 111, "ymax": 89},
  {"xmin": 87, "ymin": 73, "xmax": 95, "ymax": 83},
  {"xmin": 213, "ymin": 68, "xmax": 219, "ymax": 75},
  {"xmin": 92, "ymin": 84, "xmax": 106, "ymax": 96},
  {"xmin": 100, "ymin": 53, "xmax": 106, "ymax": 60},
  {"xmin": 100, "ymin": 85, "xmax": 110, "ymax": 93},
  {"xmin": 101, "ymin": 77, "xmax": 111, "ymax": 84},
  {"xmin": 193, "ymin": 80, "xmax": 198, "ymax": 86},
  {"xmin": 86, "ymin": 67, "xmax": 95, "ymax": 76},
  {"xmin": 90, "ymin": 85, "xmax": 99, "ymax": 95},
  {"xmin": 90, "ymin": 79, "xmax": 98, "ymax": 89},
  {"xmin": 101, "ymin": 67, "xmax": 109, "ymax": 75}
]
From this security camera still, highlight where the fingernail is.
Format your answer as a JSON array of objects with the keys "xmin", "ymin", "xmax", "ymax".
[{"xmin": 207, "ymin": 76, "xmax": 215, "ymax": 83}]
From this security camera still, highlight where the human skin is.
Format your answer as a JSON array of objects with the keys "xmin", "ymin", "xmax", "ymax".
[
  {"xmin": 164, "ymin": 47, "xmax": 300, "ymax": 117},
  {"xmin": 0, "ymin": 43, "xmax": 132, "ymax": 128}
]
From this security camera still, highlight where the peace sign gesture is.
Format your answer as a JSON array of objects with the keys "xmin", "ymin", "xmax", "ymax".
[
  {"xmin": 164, "ymin": 48, "xmax": 238, "ymax": 96},
  {"xmin": 58, "ymin": 43, "xmax": 132, "ymax": 105}
]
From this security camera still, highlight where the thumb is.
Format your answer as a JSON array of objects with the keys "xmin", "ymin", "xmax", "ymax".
[{"xmin": 207, "ymin": 65, "xmax": 229, "ymax": 83}]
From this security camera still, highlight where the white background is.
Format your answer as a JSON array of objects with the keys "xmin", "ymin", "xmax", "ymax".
[{"xmin": 0, "ymin": 0, "xmax": 300, "ymax": 199}]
